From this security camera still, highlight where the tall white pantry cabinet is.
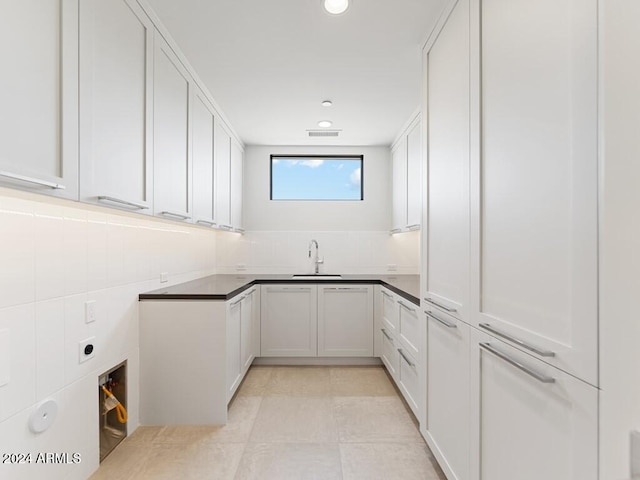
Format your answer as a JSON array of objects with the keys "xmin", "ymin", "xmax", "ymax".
[{"xmin": 421, "ymin": 0, "xmax": 600, "ymax": 479}]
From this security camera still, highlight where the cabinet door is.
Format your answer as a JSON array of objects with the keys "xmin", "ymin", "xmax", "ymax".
[
  {"xmin": 215, "ymin": 121, "xmax": 232, "ymax": 229},
  {"xmin": 153, "ymin": 32, "xmax": 192, "ymax": 222},
  {"xmin": 476, "ymin": 0, "xmax": 598, "ymax": 384},
  {"xmin": 0, "ymin": 0, "xmax": 78, "ymax": 200},
  {"xmin": 260, "ymin": 285, "xmax": 318, "ymax": 357},
  {"xmin": 226, "ymin": 297, "xmax": 242, "ymax": 401},
  {"xmin": 79, "ymin": 0, "xmax": 153, "ymax": 213},
  {"xmin": 391, "ymin": 138, "xmax": 407, "ymax": 231},
  {"xmin": 191, "ymin": 87, "xmax": 216, "ymax": 226},
  {"xmin": 230, "ymin": 140, "xmax": 243, "ymax": 230},
  {"xmin": 424, "ymin": 0, "xmax": 469, "ymax": 319},
  {"xmin": 406, "ymin": 119, "xmax": 422, "ymax": 228},
  {"xmin": 425, "ymin": 310, "xmax": 470, "ymax": 480},
  {"xmin": 318, "ymin": 285, "xmax": 373, "ymax": 357},
  {"xmin": 240, "ymin": 290, "xmax": 254, "ymax": 372},
  {"xmin": 470, "ymin": 329, "xmax": 597, "ymax": 480}
]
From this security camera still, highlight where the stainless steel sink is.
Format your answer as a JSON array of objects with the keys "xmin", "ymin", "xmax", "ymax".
[{"xmin": 291, "ymin": 274, "xmax": 343, "ymax": 280}]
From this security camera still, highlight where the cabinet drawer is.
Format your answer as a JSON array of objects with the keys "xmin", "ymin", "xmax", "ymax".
[
  {"xmin": 381, "ymin": 288, "xmax": 399, "ymax": 333},
  {"xmin": 397, "ymin": 346, "xmax": 420, "ymax": 418},
  {"xmin": 398, "ymin": 299, "xmax": 420, "ymax": 357},
  {"xmin": 471, "ymin": 329, "xmax": 597, "ymax": 480},
  {"xmin": 380, "ymin": 327, "xmax": 398, "ymax": 379}
]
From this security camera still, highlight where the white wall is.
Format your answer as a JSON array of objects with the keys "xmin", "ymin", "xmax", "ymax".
[
  {"xmin": 0, "ymin": 188, "xmax": 218, "ymax": 480},
  {"xmin": 600, "ymin": 0, "xmax": 640, "ymax": 478},
  {"xmin": 229, "ymin": 144, "xmax": 420, "ymax": 275},
  {"xmin": 243, "ymin": 145, "xmax": 391, "ymax": 231}
]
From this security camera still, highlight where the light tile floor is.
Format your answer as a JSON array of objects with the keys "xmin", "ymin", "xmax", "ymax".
[{"xmin": 90, "ymin": 366, "xmax": 447, "ymax": 480}]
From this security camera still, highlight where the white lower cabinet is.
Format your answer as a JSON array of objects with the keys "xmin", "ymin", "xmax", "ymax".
[
  {"xmin": 397, "ymin": 345, "xmax": 420, "ymax": 417},
  {"xmin": 425, "ymin": 311, "xmax": 470, "ymax": 480},
  {"xmin": 318, "ymin": 285, "xmax": 374, "ymax": 356},
  {"xmin": 470, "ymin": 329, "xmax": 598, "ymax": 480},
  {"xmin": 226, "ymin": 296, "xmax": 242, "ymax": 400},
  {"xmin": 260, "ymin": 285, "xmax": 318, "ymax": 356},
  {"xmin": 240, "ymin": 289, "xmax": 256, "ymax": 371},
  {"xmin": 380, "ymin": 327, "xmax": 399, "ymax": 378}
]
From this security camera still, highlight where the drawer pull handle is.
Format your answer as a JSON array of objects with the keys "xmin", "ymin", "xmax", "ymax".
[
  {"xmin": 398, "ymin": 348, "xmax": 416, "ymax": 368},
  {"xmin": 0, "ymin": 171, "xmax": 66, "ymax": 190},
  {"xmin": 424, "ymin": 296, "xmax": 458, "ymax": 313},
  {"xmin": 381, "ymin": 290, "xmax": 393, "ymax": 299},
  {"xmin": 98, "ymin": 196, "xmax": 148, "ymax": 210},
  {"xmin": 425, "ymin": 311, "xmax": 457, "ymax": 329},
  {"xmin": 479, "ymin": 323, "xmax": 555, "ymax": 357},
  {"xmin": 160, "ymin": 211, "xmax": 191, "ymax": 220},
  {"xmin": 381, "ymin": 328, "xmax": 393, "ymax": 341},
  {"xmin": 399, "ymin": 301, "xmax": 416, "ymax": 313},
  {"xmin": 480, "ymin": 342, "xmax": 555, "ymax": 384},
  {"xmin": 196, "ymin": 219, "xmax": 216, "ymax": 227}
]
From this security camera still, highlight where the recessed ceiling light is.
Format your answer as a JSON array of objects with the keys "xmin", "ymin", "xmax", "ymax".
[
  {"xmin": 318, "ymin": 120, "xmax": 333, "ymax": 128},
  {"xmin": 321, "ymin": 100, "xmax": 333, "ymax": 107},
  {"xmin": 323, "ymin": 0, "xmax": 349, "ymax": 15}
]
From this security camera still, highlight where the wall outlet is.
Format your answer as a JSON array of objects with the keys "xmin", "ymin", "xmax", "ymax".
[
  {"xmin": 387, "ymin": 264, "xmax": 398, "ymax": 272},
  {"xmin": 631, "ymin": 431, "xmax": 640, "ymax": 477},
  {"xmin": 236, "ymin": 264, "xmax": 247, "ymax": 272},
  {"xmin": 160, "ymin": 272, "xmax": 169, "ymax": 283},
  {"xmin": 85, "ymin": 300, "xmax": 96, "ymax": 324},
  {"xmin": 78, "ymin": 337, "xmax": 95, "ymax": 364}
]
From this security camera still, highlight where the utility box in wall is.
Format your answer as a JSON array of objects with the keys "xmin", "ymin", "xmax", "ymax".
[{"xmin": 99, "ymin": 361, "xmax": 127, "ymax": 461}]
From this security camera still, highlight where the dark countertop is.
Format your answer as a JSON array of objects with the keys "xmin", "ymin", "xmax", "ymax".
[{"xmin": 139, "ymin": 274, "xmax": 420, "ymax": 305}]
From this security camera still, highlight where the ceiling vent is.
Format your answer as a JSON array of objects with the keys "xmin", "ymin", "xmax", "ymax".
[{"xmin": 307, "ymin": 130, "xmax": 341, "ymax": 137}]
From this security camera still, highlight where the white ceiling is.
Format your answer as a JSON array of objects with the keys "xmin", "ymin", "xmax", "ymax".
[{"xmin": 145, "ymin": 0, "xmax": 447, "ymax": 146}]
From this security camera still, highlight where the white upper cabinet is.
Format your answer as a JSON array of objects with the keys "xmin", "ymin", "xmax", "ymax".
[
  {"xmin": 391, "ymin": 137, "xmax": 408, "ymax": 231},
  {"xmin": 215, "ymin": 121, "xmax": 232, "ymax": 230},
  {"xmin": 153, "ymin": 32, "xmax": 192, "ymax": 222},
  {"xmin": 424, "ymin": 0, "xmax": 470, "ymax": 320},
  {"xmin": 230, "ymin": 139, "xmax": 243, "ymax": 231},
  {"xmin": 474, "ymin": 0, "xmax": 598, "ymax": 385},
  {"xmin": 0, "ymin": 0, "xmax": 78, "ymax": 199},
  {"xmin": 191, "ymin": 87, "xmax": 216, "ymax": 227},
  {"xmin": 79, "ymin": 0, "xmax": 153, "ymax": 213},
  {"xmin": 391, "ymin": 116, "xmax": 421, "ymax": 232},
  {"xmin": 406, "ymin": 120, "xmax": 422, "ymax": 228}
]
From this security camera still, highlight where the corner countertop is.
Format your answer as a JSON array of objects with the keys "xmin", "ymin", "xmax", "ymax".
[{"xmin": 138, "ymin": 274, "xmax": 420, "ymax": 305}]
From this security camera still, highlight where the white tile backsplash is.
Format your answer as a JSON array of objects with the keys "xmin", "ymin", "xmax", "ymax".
[
  {"xmin": 35, "ymin": 299, "xmax": 65, "ymax": 401},
  {"xmin": 0, "ymin": 188, "xmax": 217, "ymax": 480},
  {"xmin": 217, "ymin": 230, "xmax": 420, "ymax": 275}
]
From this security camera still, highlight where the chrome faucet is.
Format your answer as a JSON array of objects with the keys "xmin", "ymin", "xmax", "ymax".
[{"xmin": 308, "ymin": 239, "xmax": 324, "ymax": 274}]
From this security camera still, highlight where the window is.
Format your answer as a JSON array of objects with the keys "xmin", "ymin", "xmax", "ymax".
[{"xmin": 270, "ymin": 155, "xmax": 363, "ymax": 201}]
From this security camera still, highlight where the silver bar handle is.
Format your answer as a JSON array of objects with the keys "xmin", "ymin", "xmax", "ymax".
[
  {"xmin": 324, "ymin": 287, "xmax": 368, "ymax": 292},
  {"xmin": 407, "ymin": 224, "xmax": 420, "ymax": 230},
  {"xmin": 230, "ymin": 296, "xmax": 244, "ymax": 307},
  {"xmin": 425, "ymin": 310, "xmax": 457, "ymax": 329},
  {"xmin": 381, "ymin": 290, "xmax": 393, "ymax": 300},
  {"xmin": 480, "ymin": 342, "xmax": 555, "ymax": 384},
  {"xmin": 160, "ymin": 211, "xmax": 191, "ymax": 220},
  {"xmin": 398, "ymin": 348, "xmax": 416, "ymax": 368},
  {"xmin": 399, "ymin": 301, "xmax": 416, "ymax": 313},
  {"xmin": 219, "ymin": 224, "xmax": 233, "ymax": 230},
  {"xmin": 0, "ymin": 171, "xmax": 66, "ymax": 190},
  {"xmin": 381, "ymin": 328, "xmax": 393, "ymax": 341},
  {"xmin": 479, "ymin": 323, "xmax": 555, "ymax": 357},
  {"xmin": 98, "ymin": 196, "xmax": 148, "ymax": 210},
  {"xmin": 390, "ymin": 228, "xmax": 402, "ymax": 234},
  {"xmin": 424, "ymin": 296, "xmax": 458, "ymax": 313},
  {"xmin": 196, "ymin": 219, "xmax": 215, "ymax": 227},
  {"xmin": 234, "ymin": 228, "xmax": 245, "ymax": 234}
]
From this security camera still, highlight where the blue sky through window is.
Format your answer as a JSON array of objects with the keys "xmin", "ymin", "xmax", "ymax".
[{"xmin": 271, "ymin": 156, "xmax": 363, "ymax": 200}]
